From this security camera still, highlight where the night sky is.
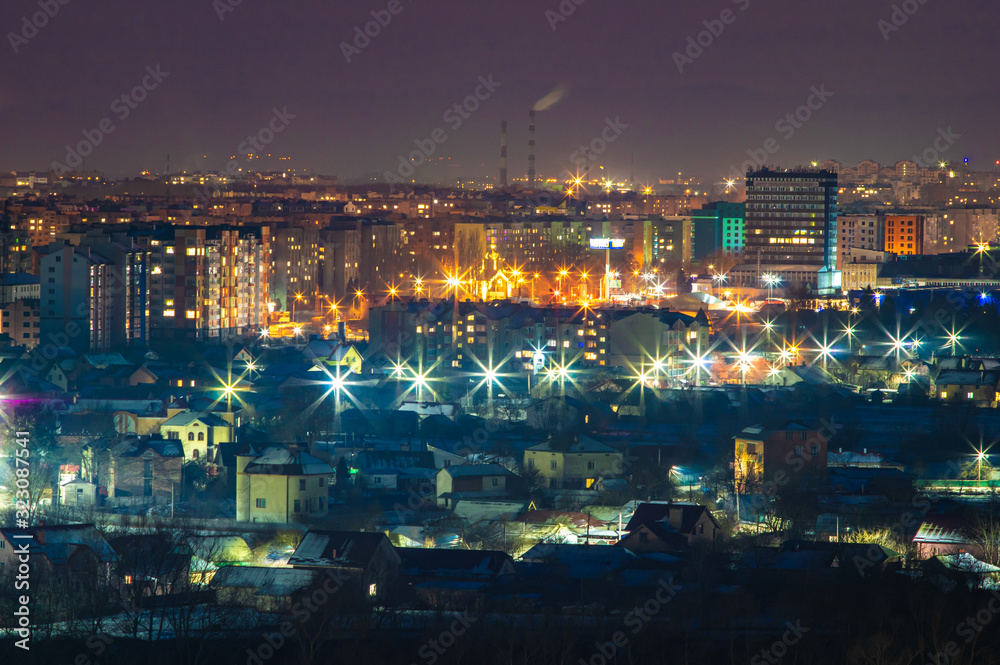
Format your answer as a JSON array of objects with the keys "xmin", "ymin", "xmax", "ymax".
[{"xmin": 2, "ymin": 0, "xmax": 997, "ymax": 184}]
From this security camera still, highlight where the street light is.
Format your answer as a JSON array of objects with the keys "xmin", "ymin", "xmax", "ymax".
[
  {"xmin": 762, "ymin": 273, "xmax": 780, "ymax": 300},
  {"xmin": 291, "ymin": 292, "xmax": 304, "ymax": 323}
]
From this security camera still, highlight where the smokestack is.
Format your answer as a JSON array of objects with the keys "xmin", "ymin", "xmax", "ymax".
[
  {"xmin": 528, "ymin": 110, "xmax": 536, "ymax": 188},
  {"xmin": 500, "ymin": 120, "xmax": 508, "ymax": 187}
]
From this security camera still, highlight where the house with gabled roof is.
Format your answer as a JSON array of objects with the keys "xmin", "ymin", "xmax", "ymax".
[
  {"xmin": 0, "ymin": 524, "xmax": 118, "ymax": 601},
  {"xmin": 524, "ymin": 433, "xmax": 623, "ymax": 490},
  {"xmin": 288, "ymin": 530, "xmax": 400, "ymax": 599},
  {"xmin": 617, "ymin": 501, "xmax": 721, "ymax": 554},
  {"xmin": 159, "ymin": 410, "xmax": 233, "ymax": 462},
  {"xmin": 913, "ymin": 511, "xmax": 985, "ymax": 560},
  {"xmin": 734, "ymin": 420, "xmax": 828, "ymax": 485},
  {"xmin": 397, "ymin": 547, "xmax": 516, "ymax": 608},
  {"xmin": 435, "ymin": 463, "xmax": 515, "ymax": 508},
  {"xmin": 109, "ymin": 436, "xmax": 183, "ymax": 502},
  {"xmin": 211, "ymin": 565, "xmax": 320, "ymax": 613},
  {"xmin": 236, "ymin": 445, "xmax": 333, "ymax": 523}
]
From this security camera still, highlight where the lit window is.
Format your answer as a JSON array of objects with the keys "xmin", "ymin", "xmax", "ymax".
[
  {"xmin": 186, "ymin": 310, "xmax": 196, "ymax": 319},
  {"xmin": 163, "ymin": 310, "xmax": 175, "ymax": 317},
  {"xmin": 940, "ymin": 392, "xmax": 947, "ymax": 399},
  {"xmin": 968, "ymin": 392, "xmax": 975, "ymax": 399},
  {"xmin": 368, "ymin": 583, "xmax": 377, "ymax": 596}
]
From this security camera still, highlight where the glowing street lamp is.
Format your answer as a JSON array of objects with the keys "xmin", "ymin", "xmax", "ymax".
[
  {"xmin": 762, "ymin": 273, "xmax": 780, "ymax": 300},
  {"xmin": 292, "ymin": 292, "xmax": 303, "ymax": 323},
  {"xmin": 843, "ymin": 323, "xmax": 856, "ymax": 352}
]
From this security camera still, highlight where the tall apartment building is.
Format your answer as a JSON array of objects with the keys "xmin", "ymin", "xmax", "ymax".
[
  {"xmin": 270, "ymin": 225, "xmax": 320, "ymax": 312},
  {"xmin": 1, "ymin": 299, "xmax": 41, "ymax": 349},
  {"xmin": 836, "ymin": 215, "xmax": 884, "ymax": 270},
  {"xmin": 884, "ymin": 215, "xmax": 924, "ymax": 255},
  {"xmin": 740, "ymin": 168, "xmax": 839, "ymax": 293},
  {"xmin": 137, "ymin": 225, "xmax": 271, "ymax": 341},
  {"xmin": 205, "ymin": 225, "xmax": 271, "ymax": 337},
  {"xmin": 40, "ymin": 238, "xmax": 148, "ymax": 353},
  {"xmin": 691, "ymin": 201, "xmax": 745, "ymax": 263},
  {"xmin": 925, "ymin": 209, "xmax": 999, "ymax": 254},
  {"xmin": 321, "ymin": 226, "xmax": 361, "ymax": 303},
  {"xmin": 369, "ymin": 300, "xmax": 610, "ymax": 375}
]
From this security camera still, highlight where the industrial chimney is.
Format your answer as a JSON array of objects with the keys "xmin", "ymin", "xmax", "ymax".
[
  {"xmin": 528, "ymin": 110, "xmax": 536, "ymax": 188},
  {"xmin": 500, "ymin": 120, "xmax": 508, "ymax": 187}
]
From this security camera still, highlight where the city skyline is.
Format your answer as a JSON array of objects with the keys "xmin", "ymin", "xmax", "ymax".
[{"xmin": 2, "ymin": 0, "xmax": 996, "ymax": 183}]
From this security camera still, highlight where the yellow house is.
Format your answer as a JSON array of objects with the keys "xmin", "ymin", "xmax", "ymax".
[
  {"xmin": 323, "ymin": 343, "xmax": 363, "ymax": 375},
  {"xmin": 236, "ymin": 446, "xmax": 333, "ymax": 523},
  {"xmin": 159, "ymin": 411, "xmax": 233, "ymax": 462},
  {"xmin": 524, "ymin": 434, "xmax": 623, "ymax": 490}
]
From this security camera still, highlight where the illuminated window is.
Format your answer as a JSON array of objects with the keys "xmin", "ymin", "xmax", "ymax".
[
  {"xmin": 415, "ymin": 326, "xmax": 422, "ymax": 334},
  {"xmin": 563, "ymin": 341, "xmax": 570, "ymax": 348},
  {"xmin": 968, "ymin": 392, "xmax": 975, "ymax": 399},
  {"xmin": 164, "ymin": 309, "xmax": 175, "ymax": 317},
  {"xmin": 186, "ymin": 248, "xmax": 196, "ymax": 256},
  {"xmin": 940, "ymin": 392, "xmax": 947, "ymax": 399},
  {"xmin": 368, "ymin": 583, "xmax": 377, "ymax": 596},
  {"xmin": 186, "ymin": 311, "xmax": 196, "ymax": 319}
]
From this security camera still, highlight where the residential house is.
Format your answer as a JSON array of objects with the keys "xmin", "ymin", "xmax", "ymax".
[
  {"xmin": 159, "ymin": 410, "xmax": 233, "ymax": 462},
  {"xmin": 435, "ymin": 464, "xmax": 514, "ymax": 508},
  {"xmin": 934, "ymin": 369, "xmax": 1000, "ymax": 407},
  {"xmin": 524, "ymin": 434, "xmax": 623, "ymax": 490},
  {"xmin": 108, "ymin": 437, "xmax": 183, "ymax": 503},
  {"xmin": 617, "ymin": 502, "xmax": 722, "ymax": 554},
  {"xmin": 0, "ymin": 525, "xmax": 117, "ymax": 608},
  {"xmin": 236, "ymin": 445, "xmax": 333, "ymax": 523},
  {"xmin": 608, "ymin": 308, "xmax": 711, "ymax": 380},
  {"xmin": 734, "ymin": 420, "xmax": 828, "ymax": 488},
  {"xmin": 288, "ymin": 530, "xmax": 401, "ymax": 599},
  {"xmin": 211, "ymin": 566, "xmax": 320, "ymax": 613},
  {"xmin": 59, "ymin": 477, "xmax": 98, "ymax": 507},
  {"xmin": 913, "ymin": 512, "xmax": 985, "ymax": 560},
  {"xmin": 396, "ymin": 548, "xmax": 516, "ymax": 609},
  {"xmin": 355, "ymin": 450, "xmax": 437, "ymax": 495},
  {"xmin": 109, "ymin": 534, "xmax": 210, "ymax": 599}
]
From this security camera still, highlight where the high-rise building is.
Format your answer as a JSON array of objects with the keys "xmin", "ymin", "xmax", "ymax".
[
  {"xmin": 837, "ymin": 215, "xmax": 884, "ymax": 269},
  {"xmin": 40, "ymin": 238, "xmax": 148, "ymax": 353},
  {"xmin": 883, "ymin": 215, "xmax": 924, "ymax": 255},
  {"xmin": 691, "ymin": 202, "xmax": 745, "ymax": 263},
  {"xmin": 270, "ymin": 225, "xmax": 320, "ymax": 313},
  {"xmin": 741, "ymin": 168, "xmax": 839, "ymax": 293}
]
